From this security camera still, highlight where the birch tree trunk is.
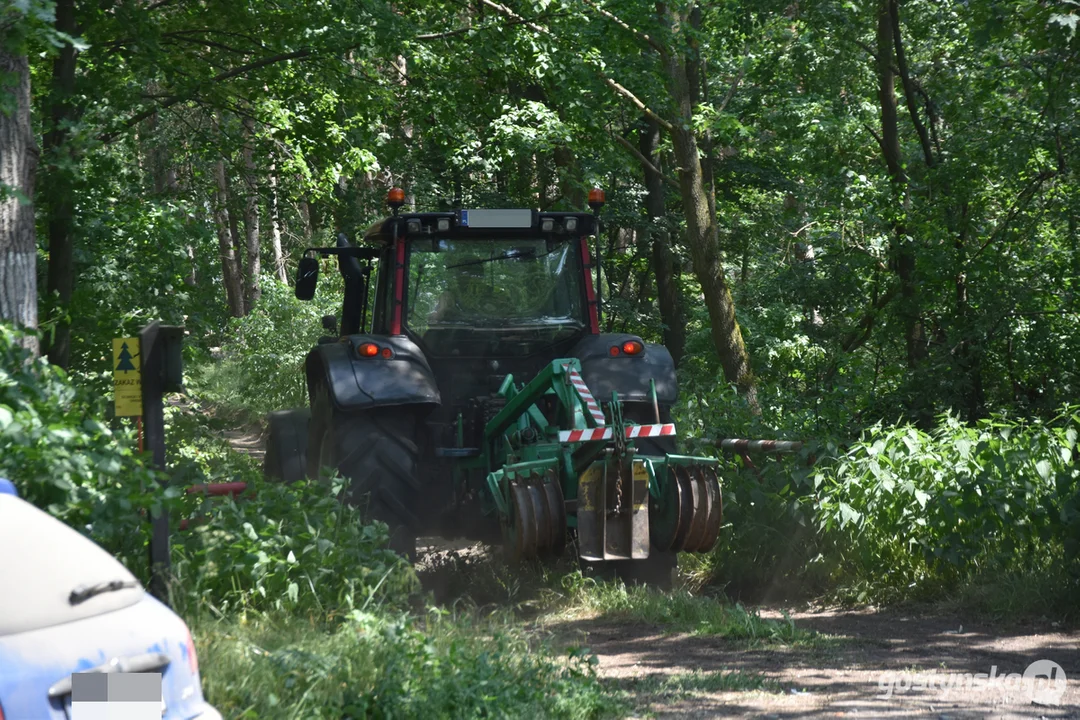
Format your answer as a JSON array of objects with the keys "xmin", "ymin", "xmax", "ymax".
[
  {"xmin": 241, "ymin": 116, "xmax": 261, "ymax": 306},
  {"xmin": 268, "ymin": 159, "xmax": 287, "ymax": 283},
  {"xmin": 0, "ymin": 48, "xmax": 39, "ymax": 352}
]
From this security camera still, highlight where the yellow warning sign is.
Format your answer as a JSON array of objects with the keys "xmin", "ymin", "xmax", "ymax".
[{"xmin": 113, "ymin": 337, "xmax": 142, "ymax": 416}]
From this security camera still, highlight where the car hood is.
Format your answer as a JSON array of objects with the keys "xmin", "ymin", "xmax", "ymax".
[{"xmin": 0, "ymin": 495, "xmax": 143, "ymax": 637}]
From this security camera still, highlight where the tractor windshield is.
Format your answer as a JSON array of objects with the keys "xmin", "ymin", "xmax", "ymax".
[{"xmin": 406, "ymin": 237, "xmax": 585, "ymax": 344}]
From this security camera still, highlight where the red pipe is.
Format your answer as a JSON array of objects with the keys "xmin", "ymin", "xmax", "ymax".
[{"xmin": 185, "ymin": 482, "xmax": 248, "ymax": 497}]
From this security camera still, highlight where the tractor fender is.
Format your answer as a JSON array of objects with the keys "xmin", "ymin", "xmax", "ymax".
[
  {"xmin": 570, "ymin": 334, "xmax": 678, "ymax": 404},
  {"xmin": 306, "ymin": 335, "xmax": 440, "ymax": 412}
]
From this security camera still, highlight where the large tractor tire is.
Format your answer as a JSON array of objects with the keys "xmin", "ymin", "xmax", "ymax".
[
  {"xmin": 263, "ymin": 409, "xmax": 310, "ymax": 483},
  {"xmin": 580, "ymin": 403, "xmax": 679, "ymax": 589},
  {"xmin": 307, "ymin": 384, "xmax": 422, "ymax": 559}
]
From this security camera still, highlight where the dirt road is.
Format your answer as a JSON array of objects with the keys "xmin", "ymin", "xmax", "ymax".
[{"xmin": 557, "ymin": 607, "xmax": 1079, "ymax": 718}]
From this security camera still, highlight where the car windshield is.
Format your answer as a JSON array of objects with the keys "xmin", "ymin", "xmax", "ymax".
[{"xmin": 406, "ymin": 237, "xmax": 585, "ymax": 335}]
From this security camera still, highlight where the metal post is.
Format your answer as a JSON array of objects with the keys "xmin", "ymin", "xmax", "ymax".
[
  {"xmin": 714, "ymin": 438, "xmax": 804, "ymax": 454},
  {"xmin": 140, "ymin": 321, "xmax": 169, "ymax": 604},
  {"xmin": 139, "ymin": 321, "xmax": 185, "ymax": 605}
]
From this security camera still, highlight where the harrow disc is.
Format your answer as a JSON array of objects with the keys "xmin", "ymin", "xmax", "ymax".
[
  {"xmin": 670, "ymin": 465, "xmax": 695, "ymax": 551},
  {"xmin": 650, "ymin": 465, "xmax": 683, "ymax": 551},
  {"xmin": 650, "ymin": 464, "xmax": 724, "ymax": 553},
  {"xmin": 695, "ymin": 466, "xmax": 724, "ymax": 553},
  {"xmin": 505, "ymin": 482, "xmax": 537, "ymax": 561},
  {"xmin": 541, "ymin": 479, "xmax": 567, "ymax": 557},
  {"xmin": 682, "ymin": 466, "xmax": 709, "ymax": 551},
  {"xmin": 527, "ymin": 483, "xmax": 549, "ymax": 550}
]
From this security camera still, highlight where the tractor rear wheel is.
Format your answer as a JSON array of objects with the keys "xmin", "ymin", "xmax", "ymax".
[
  {"xmin": 263, "ymin": 409, "xmax": 310, "ymax": 483},
  {"xmin": 307, "ymin": 384, "xmax": 422, "ymax": 559}
]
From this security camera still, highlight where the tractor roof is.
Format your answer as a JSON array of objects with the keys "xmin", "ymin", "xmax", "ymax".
[{"xmin": 361, "ymin": 210, "xmax": 597, "ymax": 246}]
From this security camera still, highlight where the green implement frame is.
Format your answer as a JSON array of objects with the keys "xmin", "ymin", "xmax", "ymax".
[{"xmin": 479, "ymin": 359, "xmax": 722, "ymax": 561}]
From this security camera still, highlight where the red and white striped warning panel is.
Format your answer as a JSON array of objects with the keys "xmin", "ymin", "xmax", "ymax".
[
  {"xmin": 625, "ymin": 423, "xmax": 677, "ymax": 438},
  {"xmin": 562, "ymin": 364, "xmax": 607, "ymax": 426},
  {"xmin": 557, "ymin": 423, "xmax": 676, "ymax": 443},
  {"xmin": 559, "ymin": 427, "xmax": 611, "ymax": 443}
]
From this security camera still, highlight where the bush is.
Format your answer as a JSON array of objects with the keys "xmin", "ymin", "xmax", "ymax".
[
  {"xmin": 166, "ymin": 407, "xmax": 417, "ymax": 617},
  {"xmin": 0, "ymin": 324, "xmax": 160, "ymax": 578},
  {"xmin": 809, "ymin": 409, "xmax": 1080, "ymax": 605},
  {"xmin": 194, "ymin": 273, "xmax": 344, "ymax": 416}
]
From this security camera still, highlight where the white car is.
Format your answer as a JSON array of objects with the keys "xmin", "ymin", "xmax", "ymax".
[{"xmin": 0, "ymin": 485, "xmax": 221, "ymax": 719}]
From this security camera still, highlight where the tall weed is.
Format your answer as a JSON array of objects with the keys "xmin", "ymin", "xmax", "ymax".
[{"xmin": 810, "ymin": 410, "xmax": 1080, "ymax": 605}]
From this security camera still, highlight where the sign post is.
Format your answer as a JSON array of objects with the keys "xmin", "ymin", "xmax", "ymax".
[{"xmin": 136, "ymin": 322, "xmax": 184, "ymax": 604}]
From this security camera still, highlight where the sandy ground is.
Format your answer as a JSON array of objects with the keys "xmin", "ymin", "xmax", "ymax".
[
  {"xmin": 554, "ymin": 607, "xmax": 1080, "ymax": 719},
  {"xmin": 222, "ymin": 425, "xmax": 265, "ymax": 465}
]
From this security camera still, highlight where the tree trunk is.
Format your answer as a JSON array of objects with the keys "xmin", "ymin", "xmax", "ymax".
[
  {"xmin": 268, "ymin": 160, "xmax": 287, "ymax": 283},
  {"xmin": 640, "ymin": 118, "xmax": 686, "ymax": 366},
  {"xmin": 225, "ymin": 175, "xmax": 245, "ymax": 302},
  {"xmin": 0, "ymin": 48, "xmax": 39, "ymax": 351},
  {"xmin": 875, "ymin": 0, "xmax": 922, "ymax": 371},
  {"xmin": 686, "ymin": 5, "xmax": 716, "ymax": 222},
  {"xmin": 659, "ymin": 4, "xmax": 757, "ymax": 410},
  {"xmin": 42, "ymin": 0, "xmax": 79, "ymax": 368},
  {"xmin": 298, "ymin": 196, "xmax": 314, "ymax": 241},
  {"xmin": 213, "ymin": 159, "xmax": 245, "ymax": 317},
  {"xmin": 241, "ymin": 117, "xmax": 261, "ymax": 307},
  {"xmin": 553, "ymin": 146, "xmax": 586, "ymax": 209}
]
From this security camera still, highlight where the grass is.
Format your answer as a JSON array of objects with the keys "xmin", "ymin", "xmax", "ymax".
[
  {"xmin": 621, "ymin": 669, "xmax": 779, "ymax": 697},
  {"xmin": 192, "ymin": 609, "xmax": 626, "ymax": 719},
  {"xmin": 547, "ymin": 574, "xmax": 807, "ymax": 643}
]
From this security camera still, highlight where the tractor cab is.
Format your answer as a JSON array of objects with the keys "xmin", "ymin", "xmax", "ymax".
[{"xmin": 363, "ymin": 208, "xmax": 600, "ymax": 359}]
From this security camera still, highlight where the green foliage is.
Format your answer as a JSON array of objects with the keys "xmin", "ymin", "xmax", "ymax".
[
  {"xmin": 165, "ymin": 407, "xmax": 416, "ymax": 617},
  {"xmin": 0, "ymin": 325, "xmax": 159, "ymax": 577},
  {"xmin": 809, "ymin": 409, "xmax": 1080, "ymax": 605},
  {"xmin": 193, "ymin": 610, "xmax": 619, "ymax": 719},
  {"xmin": 193, "ymin": 273, "xmax": 344, "ymax": 416}
]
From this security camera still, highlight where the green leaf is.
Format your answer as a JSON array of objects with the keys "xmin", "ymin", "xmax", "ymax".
[{"xmin": 1049, "ymin": 13, "xmax": 1079, "ymax": 38}]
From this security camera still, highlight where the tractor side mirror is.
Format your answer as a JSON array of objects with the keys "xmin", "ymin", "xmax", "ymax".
[{"xmin": 295, "ymin": 256, "xmax": 319, "ymax": 300}]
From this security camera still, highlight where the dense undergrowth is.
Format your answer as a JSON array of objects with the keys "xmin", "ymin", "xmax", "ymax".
[{"xmin": 678, "ymin": 388, "xmax": 1080, "ymax": 616}]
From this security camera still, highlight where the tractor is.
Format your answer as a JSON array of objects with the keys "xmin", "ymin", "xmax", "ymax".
[{"xmin": 263, "ymin": 187, "xmax": 723, "ymax": 584}]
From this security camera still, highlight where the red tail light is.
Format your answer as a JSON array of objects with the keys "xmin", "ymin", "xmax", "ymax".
[
  {"xmin": 357, "ymin": 343, "xmax": 379, "ymax": 358},
  {"xmin": 621, "ymin": 340, "xmax": 644, "ymax": 355},
  {"xmin": 609, "ymin": 346, "xmax": 620, "ymax": 356}
]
